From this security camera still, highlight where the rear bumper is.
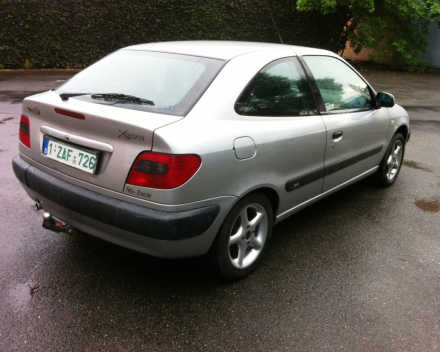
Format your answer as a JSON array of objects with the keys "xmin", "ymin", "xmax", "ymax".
[{"xmin": 13, "ymin": 155, "xmax": 228, "ymax": 258}]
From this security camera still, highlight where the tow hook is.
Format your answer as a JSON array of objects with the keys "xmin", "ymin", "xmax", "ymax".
[
  {"xmin": 42, "ymin": 212, "xmax": 80, "ymax": 236},
  {"xmin": 35, "ymin": 199, "xmax": 43, "ymax": 211}
]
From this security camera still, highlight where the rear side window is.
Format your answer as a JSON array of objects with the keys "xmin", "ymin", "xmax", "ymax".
[
  {"xmin": 56, "ymin": 50, "xmax": 225, "ymax": 116},
  {"xmin": 235, "ymin": 57, "xmax": 317, "ymax": 116},
  {"xmin": 303, "ymin": 56, "xmax": 373, "ymax": 112}
]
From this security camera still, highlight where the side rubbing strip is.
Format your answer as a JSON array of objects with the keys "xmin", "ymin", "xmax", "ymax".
[
  {"xmin": 285, "ymin": 145, "xmax": 383, "ymax": 192},
  {"xmin": 286, "ymin": 168, "xmax": 325, "ymax": 192},
  {"xmin": 325, "ymin": 145, "xmax": 383, "ymax": 176}
]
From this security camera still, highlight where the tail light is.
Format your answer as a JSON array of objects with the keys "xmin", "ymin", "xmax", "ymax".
[
  {"xmin": 126, "ymin": 152, "xmax": 201, "ymax": 189},
  {"xmin": 19, "ymin": 114, "xmax": 31, "ymax": 148}
]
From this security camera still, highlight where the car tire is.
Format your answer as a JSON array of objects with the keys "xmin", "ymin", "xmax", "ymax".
[
  {"xmin": 375, "ymin": 133, "xmax": 405, "ymax": 187},
  {"xmin": 209, "ymin": 193, "xmax": 273, "ymax": 280}
]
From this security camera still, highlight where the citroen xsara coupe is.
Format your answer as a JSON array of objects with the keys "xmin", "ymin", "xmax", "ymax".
[{"xmin": 13, "ymin": 41, "xmax": 410, "ymax": 279}]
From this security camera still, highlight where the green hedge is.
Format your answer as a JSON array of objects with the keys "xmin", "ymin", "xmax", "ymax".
[{"xmin": 0, "ymin": 0, "xmax": 348, "ymax": 69}]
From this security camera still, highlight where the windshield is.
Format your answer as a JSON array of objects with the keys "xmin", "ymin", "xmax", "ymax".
[{"xmin": 56, "ymin": 50, "xmax": 225, "ymax": 116}]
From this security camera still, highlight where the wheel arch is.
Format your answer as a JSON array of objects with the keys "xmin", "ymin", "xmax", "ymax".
[
  {"xmin": 395, "ymin": 124, "xmax": 409, "ymax": 142},
  {"xmin": 240, "ymin": 187, "xmax": 280, "ymax": 221}
]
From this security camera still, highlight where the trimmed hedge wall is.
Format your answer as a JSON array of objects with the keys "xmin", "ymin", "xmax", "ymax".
[{"xmin": 0, "ymin": 0, "xmax": 348, "ymax": 69}]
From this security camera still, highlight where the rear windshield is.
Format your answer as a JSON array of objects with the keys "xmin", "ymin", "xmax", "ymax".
[{"xmin": 56, "ymin": 50, "xmax": 225, "ymax": 116}]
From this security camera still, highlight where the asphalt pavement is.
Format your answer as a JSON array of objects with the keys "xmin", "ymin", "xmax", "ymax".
[{"xmin": 0, "ymin": 67, "xmax": 439, "ymax": 351}]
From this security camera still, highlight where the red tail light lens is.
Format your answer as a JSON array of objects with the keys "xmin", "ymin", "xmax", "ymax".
[
  {"xmin": 127, "ymin": 152, "xmax": 201, "ymax": 189},
  {"xmin": 19, "ymin": 114, "xmax": 31, "ymax": 148}
]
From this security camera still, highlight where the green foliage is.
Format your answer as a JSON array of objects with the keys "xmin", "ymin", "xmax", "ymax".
[
  {"xmin": 316, "ymin": 77, "xmax": 343, "ymax": 91},
  {"xmin": 0, "ymin": 0, "xmax": 348, "ymax": 69},
  {"xmin": 296, "ymin": 0, "xmax": 440, "ymax": 71}
]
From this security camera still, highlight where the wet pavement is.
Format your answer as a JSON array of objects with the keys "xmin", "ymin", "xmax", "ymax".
[
  {"xmin": 0, "ymin": 70, "xmax": 78, "ymax": 120},
  {"xmin": 0, "ymin": 68, "xmax": 440, "ymax": 351}
]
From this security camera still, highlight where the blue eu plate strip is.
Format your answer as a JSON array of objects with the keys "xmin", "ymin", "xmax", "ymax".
[{"xmin": 43, "ymin": 138, "xmax": 49, "ymax": 155}]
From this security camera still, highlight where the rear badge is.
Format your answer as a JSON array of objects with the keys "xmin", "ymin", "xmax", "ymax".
[
  {"xmin": 27, "ymin": 106, "xmax": 40, "ymax": 115},
  {"xmin": 124, "ymin": 185, "xmax": 152, "ymax": 199},
  {"xmin": 118, "ymin": 130, "xmax": 145, "ymax": 141}
]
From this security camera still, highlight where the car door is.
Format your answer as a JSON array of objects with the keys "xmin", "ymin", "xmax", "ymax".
[
  {"xmin": 234, "ymin": 57, "xmax": 327, "ymax": 216},
  {"xmin": 301, "ymin": 55, "xmax": 390, "ymax": 193}
]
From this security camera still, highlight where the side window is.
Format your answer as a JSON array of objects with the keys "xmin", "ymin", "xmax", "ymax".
[
  {"xmin": 303, "ymin": 56, "xmax": 373, "ymax": 112},
  {"xmin": 235, "ymin": 57, "xmax": 317, "ymax": 116}
]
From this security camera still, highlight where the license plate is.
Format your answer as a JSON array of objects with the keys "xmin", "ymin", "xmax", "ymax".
[{"xmin": 43, "ymin": 137, "xmax": 98, "ymax": 174}]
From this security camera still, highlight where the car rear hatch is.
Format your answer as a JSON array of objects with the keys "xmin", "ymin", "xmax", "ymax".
[
  {"xmin": 19, "ymin": 49, "xmax": 225, "ymax": 194},
  {"xmin": 21, "ymin": 91, "xmax": 182, "ymax": 193}
]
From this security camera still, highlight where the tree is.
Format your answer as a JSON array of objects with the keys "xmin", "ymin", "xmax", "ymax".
[{"xmin": 296, "ymin": 0, "xmax": 440, "ymax": 71}]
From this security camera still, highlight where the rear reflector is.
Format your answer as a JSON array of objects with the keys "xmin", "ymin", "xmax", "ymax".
[
  {"xmin": 127, "ymin": 152, "xmax": 201, "ymax": 189},
  {"xmin": 19, "ymin": 114, "xmax": 31, "ymax": 148},
  {"xmin": 55, "ymin": 108, "xmax": 85, "ymax": 120}
]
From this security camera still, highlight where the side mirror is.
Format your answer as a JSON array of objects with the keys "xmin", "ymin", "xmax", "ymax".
[{"xmin": 376, "ymin": 91, "xmax": 395, "ymax": 108}]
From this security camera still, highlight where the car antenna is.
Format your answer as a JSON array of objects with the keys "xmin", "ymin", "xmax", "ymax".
[{"xmin": 264, "ymin": 0, "xmax": 284, "ymax": 44}]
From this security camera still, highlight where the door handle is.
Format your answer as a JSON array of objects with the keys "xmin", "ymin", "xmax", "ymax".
[{"xmin": 332, "ymin": 131, "xmax": 343, "ymax": 142}]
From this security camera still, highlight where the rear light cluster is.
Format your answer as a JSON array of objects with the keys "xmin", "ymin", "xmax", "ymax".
[
  {"xmin": 127, "ymin": 152, "xmax": 201, "ymax": 189},
  {"xmin": 19, "ymin": 114, "xmax": 31, "ymax": 148}
]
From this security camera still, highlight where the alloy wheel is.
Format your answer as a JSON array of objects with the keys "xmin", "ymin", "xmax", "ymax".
[{"xmin": 228, "ymin": 203, "xmax": 268, "ymax": 269}]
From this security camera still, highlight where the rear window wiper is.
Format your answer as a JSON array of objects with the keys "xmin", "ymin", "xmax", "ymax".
[
  {"xmin": 59, "ymin": 92, "xmax": 91, "ymax": 101},
  {"xmin": 59, "ymin": 92, "xmax": 155, "ymax": 106},
  {"xmin": 91, "ymin": 93, "xmax": 154, "ymax": 106}
]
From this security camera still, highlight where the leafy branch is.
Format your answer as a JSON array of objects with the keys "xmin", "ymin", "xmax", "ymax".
[{"xmin": 296, "ymin": 0, "xmax": 440, "ymax": 71}]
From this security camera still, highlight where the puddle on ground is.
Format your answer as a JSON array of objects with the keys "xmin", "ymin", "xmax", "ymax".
[
  {"xmin": 409, "ymin": 119, "xmax": 440, "ymax": 128},
  {"xmin": 7, "ymin": 281, "xmax": 39, "ymax": 312},
  {"xmin": 0, "ymin": 91, "xmax": 41, "ymax": 103},
  {"xmin": 415, "ymin": 200, "xmax": 440, "ymax": 213},
  {"xmin": 404, "ymin": 107, "xmax": 440, "ymax": 113},
  {"xmin": 403, "ymin": 160, "xmax": 432, "ymax": 172}
]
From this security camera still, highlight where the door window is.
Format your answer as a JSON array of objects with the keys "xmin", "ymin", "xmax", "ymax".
[
  {"xmin": 303, "ymin": 56, "xmax": 373, "ymax": 112},
  {"xmin": 235, "ymin": 57, "xmax": 317, "ymax": 116}
]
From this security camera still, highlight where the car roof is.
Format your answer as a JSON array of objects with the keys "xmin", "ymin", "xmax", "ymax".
[{"xmin": 123, "ymin": 41, "xmax": 336, "ymax": 61}]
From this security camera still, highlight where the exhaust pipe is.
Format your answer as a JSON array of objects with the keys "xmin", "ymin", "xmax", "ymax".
[{"xmin": 42, "ymin": 212, "xmax": 80, "ymax": 236}]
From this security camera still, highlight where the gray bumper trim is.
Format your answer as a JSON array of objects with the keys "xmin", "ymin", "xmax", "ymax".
[{"xmin": 12, "ymin": 156, "xmax": 220, "ymax": 241}]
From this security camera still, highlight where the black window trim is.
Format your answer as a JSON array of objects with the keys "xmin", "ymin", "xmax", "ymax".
[{"xmin": 298, "ymin": 55, "xmax": 380, "ymax": 115}]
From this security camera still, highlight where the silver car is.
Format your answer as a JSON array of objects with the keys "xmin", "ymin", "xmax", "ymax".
[{"xmin": 13, "ymin": 41, "xmax": 410, "ymax": 279}]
